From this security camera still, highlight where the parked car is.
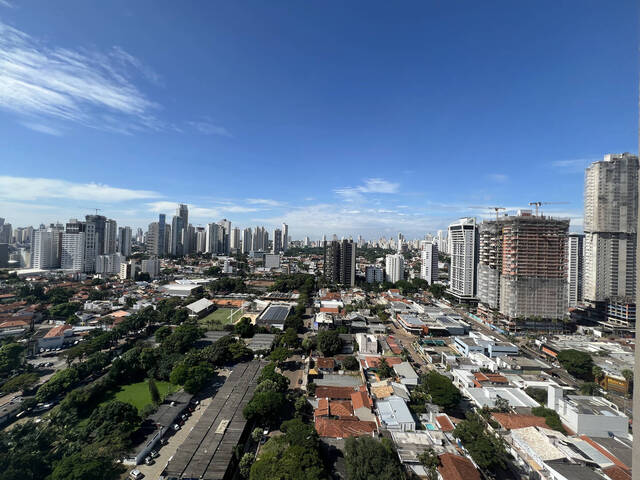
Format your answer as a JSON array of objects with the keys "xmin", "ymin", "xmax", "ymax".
[
  {"xmin": 150, "ymin": 450, "xmax": 159, "ymax": 458},
  {"xmin": 144, "ymin": 457, "xmax": 154, "ymax": 465},
  {"xmin": 129, "ymin": 469, "xmax": 144, "ymax": 480},
  {"xmin": 173, "ymin": 424, "xmax": 180, "ymax": 431}
]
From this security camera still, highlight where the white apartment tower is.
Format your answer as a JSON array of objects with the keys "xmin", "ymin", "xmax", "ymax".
[
  {"xmin": 32, "ymin": 227, "xmax": 63, "ymax": 269},
  {"xmin": 385, "ymin": 253, "xmax": 405, "ymax": 283},
  {"xmin": 103, "ymin": 219, "xmax": 117, "ymax": 254},
  {"xmin": 61, "ymin": 232, "xmax": 86, "ymax": 272},
  {"xmin": 420, "ymin": 243, "xmax": 439, "ymax": 285},
  {"xmin": 584, "ymin": 153, "xmax": 638, "ymax": 302},
  {"xmin": 567, "ymin": 233, "xmax": 584, "ymax": 307},
  {"xmin": 448, "ymin": 218, "xmax": 478, "ymax": 301}
]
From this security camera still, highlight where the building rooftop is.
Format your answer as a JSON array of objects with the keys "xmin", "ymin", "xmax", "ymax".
[
  {"xmin": 186, "ymin": 298, "xmax": 214, "ymax": 314},
  {"xmin": 438, "ymin": 453, "xmax": 481, "ymax": 480},
  {"xmin": 376, "ymin": 395, "xmax": 414, "ymax": 428}
]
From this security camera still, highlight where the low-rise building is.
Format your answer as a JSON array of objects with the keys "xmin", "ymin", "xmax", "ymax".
[
  {"xmin": 376, "ymin": 395, "xmax": 415, "ymax": 431},
  {"xmin": 355, "ymin": 333, "xmax": 378, "ymax": 354},
  {"xmin": 186, "ymin": 298, "xmax": 214, "ymax": 319}
]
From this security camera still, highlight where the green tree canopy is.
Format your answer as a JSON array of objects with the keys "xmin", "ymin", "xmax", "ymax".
[
  {"xmin": 344, "ymin": 436, "xmax": 405, "ymax": 480},
  {"xmin": 316, "ymin": 329, "xmax": 342, "ymax": 356},
  {"xmin": 557, "ymin": 349, "xmax": 594, "ymax": 381}
]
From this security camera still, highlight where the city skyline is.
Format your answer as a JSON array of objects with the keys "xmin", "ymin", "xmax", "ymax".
[{"xmin": 0, "ymin": 2, "xmax": 637, "ymax": 236}]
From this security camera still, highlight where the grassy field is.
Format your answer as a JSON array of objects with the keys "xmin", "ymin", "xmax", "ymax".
[
  {"xmin": 200, "ymin": 308, "xmax": 243, "ymax": 329},
  {"xmin": 103, "ymin": 379, "xmax": 178, "ymax": 412}
]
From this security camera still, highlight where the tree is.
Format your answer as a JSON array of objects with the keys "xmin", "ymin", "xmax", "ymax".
[
  {"xmin": 531, "ymin": 406, "xmax": 565, "ymax": 432},
  {"xmin": 1, "ymin": 372, "xmax": 39, "ymax": 393},
  {"xmin": 579, "ymin": 382, "xmax": 601, "ymax": 396},
  {"xmin": 85, "ymin": 400, "xmax": 141, "ymax": 443},
  {"xmin": 344, "ymin": 436, "xmax": 405, "ymax": 480},
  {"xmin": 418, "ymin": 448, "xmax": 439, "ymax": 480},
  {"xmin": 557, "ymin": 349, "xmax": 594, "ymax": 381},
  {"xmin": 421, "ymin": 371, "xmax": 461, "ymax": 411},
  {"xmin": 269, "ymin": 346, "xmax": 291, "ymax": 365},
  {"xmin": 243, "ymin": 390, "xmax": 286, "ymax": 427},
  {"xmin": 0, "ymin": 342, "xmax": 24, "ymax": 376},
  {"xmin": 622, "ymin": 369, "xmax": 633, "ymax": 383},
  {"xmin": 148, "ymin": 378, "xmax": 161, "ymax": 404},
  {"xmin": 342, "ymin": 356, "xmax": 359, "ymax": 371},
  {"xmin": 155, "ymin": 325, "xmax": 173, "ymax": 343},
  {"xmin": 494, "ymin": 397, "xmax": 510, "ymax": 413},
  {"xmin": 316, "ymin": 329, "xmax": 342, "ymax": 356},
  {"xmin": 280, "ymin": 328, "xmax": 299, "ymax": 348},
  {"xmin": 251, "ymin": 427, "xmax": 263, "ymax": 442},
  {"xmin": 235, "ymin": 318, "xmax": 255, "ymax": 338},
  {"xmin": 239, "ymin": 453, "xmax": 255, "ymax": 479},
  {"xmin": 525, "ymin": 387, "xmax": 547, "ymax": 405},
  {"xmin": 592, "ymin": 365, "xmax": 604, "ymax": 382},
  {"xmin": 453, "ymin": 411, "xmax": 509, "ymax": 472},
  {"xmin": 49, "ymin": 453, "xmax": 122, "ymax": 480},
  {"xmin": 301, "ymin": 336, "xmax": 316, "ymax": 352},
  {"xmin": 376, "ymin": 358, "xmax": 395, "ymax": 379}
]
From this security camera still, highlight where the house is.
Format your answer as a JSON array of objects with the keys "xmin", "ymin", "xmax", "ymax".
[
  {"xmin": 376, "ymin": 395, "xmax": 415, "ymax": 431},
  {"xmin": 186, "ymin": 298, "xmax": 214, "ymax": 319},
  {"xmin": 393, "ymin": 362, "xmax": 419, "ymax": 387},
  {"xmin": 491, "ymin": 413, "xmax": 549, "ymax": 431},
  {"xmin": 355, "ymin": 333, "xmax": 378, "ymax": 354},
  {"xmin": 315, "ymin": 386, "xmax": 360, "ymax": 400},
  {"xmin": 314, "ymin": 417, "xmax": 377, "ymax": 438},
  {"xmin": 464, "ymin": 387, "xmax": 539, "ymax": 409},
  {"xmin": 351, "ymin": 387, "xmax": 376, "ymax": 422},
  {"xmin": 438, "ymin": 453, "xmax": 481, "ymax": 480},
  {"xmin": 316, "ymin": 357, "xmax": 335, "ymax": 373}
]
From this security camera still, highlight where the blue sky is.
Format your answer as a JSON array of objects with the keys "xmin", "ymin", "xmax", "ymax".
[{"xmin": 0, "ymin": 0, "xmax": 637, "ymax": 239}]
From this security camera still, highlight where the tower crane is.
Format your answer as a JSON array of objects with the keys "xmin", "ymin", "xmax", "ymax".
[
  {"xmin": 468, "ymin": 206, "xmax": 506, "ymax": 221},
  {"xmin": 528, "ymin": 201, "xmax": 568, "ymax": 216}
]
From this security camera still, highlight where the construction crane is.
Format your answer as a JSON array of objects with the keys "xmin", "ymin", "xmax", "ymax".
[
  {"xmin": 84, "ymin": 207, "xmax": 102, "ymax": 215},
  {"xmin": 528, "ymin": 201, "xmax": 568, "ymax": 216},
  {"xmin": 468, "ymin": 206, "xmax": 506, "ymax": 221}
]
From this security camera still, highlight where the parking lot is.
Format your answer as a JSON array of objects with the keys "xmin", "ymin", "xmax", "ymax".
[{"xmin": 129, "ymin": 371, "xmax": 231, "ymax": 480}]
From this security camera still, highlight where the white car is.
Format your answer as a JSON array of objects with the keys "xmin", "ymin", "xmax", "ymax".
[{"xmin": 129, "ymin": 469, "xmax": 144, "ymax": 480}]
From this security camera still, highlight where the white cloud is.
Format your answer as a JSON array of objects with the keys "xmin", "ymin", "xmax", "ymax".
[
  {"xmin": 188, "ymin": 120, "xmax": 232, "ymax": 137},
  {"xmin": 551, "ymin": 157, "xmax": 600, "ymax": 172},
  {"xmin": 0, "ymin": 176, "xmax": 160, "ymax": 202},
  {"xmin": 485, "ymin": 173, "xmax": 508, "ymax": 183},
  {"xmin": 246, "ymin": 198, "xmax": 285, "ymax": 207},
  {"xmin": 0, "ymin": 0, "xmax": 14, "ymax": 8},
  {"xmin": 0, "ymin": 21, "xmax": 162, "ymax": 133},
  {"xmin": 20, "ymin": 122, "xmax": 62, "ymax": 136},
  {"xmin": 335, "ymin": 178, "xmax": 399, "ymax": 201}
]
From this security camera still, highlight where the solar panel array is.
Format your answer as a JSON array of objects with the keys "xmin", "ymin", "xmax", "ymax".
[{"xmin": 164, "ymin": 360, "xmax": 263, "ymax": 480}]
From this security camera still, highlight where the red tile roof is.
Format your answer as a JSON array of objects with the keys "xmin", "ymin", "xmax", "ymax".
[
  {"xmin": 316, "ymin": 357, "xmax": 335, "ymax": 370},
  {"xmin": 351, "ymin": 389, "xmax": 372, "ymax": 410},
  {"xmin": 315, "ymin": 386, "xmax": 358, "ymax": 400},
  {"xmin": 315, "ymin": 417, "xmax": 377, "ymax": 438},
  {"xmin": 329, "ymin": 400, "xmax": 354, "ymax": 418},
  {"xmin": 0, "ymin": 319, "xmax": 29, "ymax": 329},
  {"xmin": 360, "ymin": 356, "xmax": 403, "ymax": 369},
  {"xmin": 435, "ymin": 414, "xmax": 455, "ymax": 432},
  {"xmin": 319, "ymin": 307, "xmax": 340, "ymax": 313},
  {"xmin": 438, "ymin": 453, "xmax": 481, "ymax": 480},
  {"xmin": 603, "ymin": 466, "xmax": 632, "ymax": 480},
  {"xmin": 44, "ymin": 324, "xmax": 72, "ymax": 338},
  {"xmin": 491, "ymin": 413, "xmax": 548, "ymax": 430}
]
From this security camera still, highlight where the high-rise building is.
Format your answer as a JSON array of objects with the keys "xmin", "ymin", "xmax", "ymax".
[
  {"xmin": 95, "ymin": 253, "xmax": 123, "ymax": 274},
  {"xmin": 242, "ymin": 228, "xmax": 252, "ymax": 254},
  {"xmin": 282, "ymin": 223, "xmax": 289, "ymax": 252},
  {"xmin": 584, "ymin": 153, "xmax": 638, "ymax": 303},
  {"xmin": 304, "ymin": 236, "xmax": 310, "ymax": 248},
  {"xmin": 61, "ymin": 231, "xmax": 86, "ymax": 272},
  {"xmin": 158, "ymin": 214, "xmax": 166, "ymax": 255},
  {"xmin": 567, "ymin": 233, "xmax": 584, "ymax": 307},
  {"xmin": 230, "ymin": 227, "xmax": 240, "ymax": 252},
  {"xmin": 0, "ymin": 243, "xmax": 7, "ymax": 268},
  {"xmin": 385, "ymin": 253, "xmax": 405, "ymax": 283},
  {"xmin": 206, "ymin": 223, "xmax": 222, "ymax": 255},
  {"xmin": 32, "ymin": 227, "xmax": 63, "ymax": 269},
  {"xmin": 272, "ymin": 228, "xmax": 282, "ymax": 253},
  {"xmin": 365, "ymin": 265, "xmax": 383, "ymax": 284},
  {"xmin": 103, "ymin": 219, "xmax": 117, "ymax": 254},
  {"xmin": 448, "ymin": 218, "xmax": 478, "ymax": 301},
  {"xmin": 85, "ymin": 214, "xmax": 106, "ymax": 255},
  {"xmin": 171, "ymin": 215, "xmax": 185, "ymax": 256},
  {"xmin": 196, "ymin": 228, "xmax": 207, "ymax": 253},
  {"xmin": 141, "ymin": 257, "xmax": 161, "ymax": 278},
  {"xmin": 477, "ymin": 213, "xmax": 569, "ymax": 320},
  {"xmin": 0, "ymin": 222, "xmax": 12, "ymax": 244},
  {"xmin": 420, "ymin": 243, "xmax": 438, "ymax": 285},
  {"xmin": 324, "ymin": 239, "xmax": 356, "ymax": 286},
  {"xmin": 118, "ymin": 226, "xmax": 132, "ymax": 257},
  {"xmin": 218, "ymin": 219, "xmax": 231, "ymax": 255}
]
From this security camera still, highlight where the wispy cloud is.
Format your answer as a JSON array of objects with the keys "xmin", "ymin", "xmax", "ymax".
[
  {"xmin": 188, "ymin": 120, "xmax": 232, "ymax": 137},
  {"xmin": 0, "ymin": 21, "xmax": 162, "ymax": 134},
  {"xmin": 0, "ymin": 0, "xmax": 14, "ymax": 8},
  {"xmin": 20, "ymin": 122, "xmax": 63, "ymax": 136},
  {"xmin": 551, "ymin": 157, "xmax": 600, "ymax": 172},
  {"xmin": 485, "ymin": 173, "xmax": 508, "ymax": 183},
  {"xmin": 246, "ymin": 198, "xmax": 285, "ymax": 207},
  {"xmin": 335, "ymin": 178, "xmax": 399, "ymax": 201},
  {"xmin": 0, "ymin": 176, "xmax": 160, "ymax": 202}
]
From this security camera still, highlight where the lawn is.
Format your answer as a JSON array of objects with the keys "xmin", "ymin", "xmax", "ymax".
[
  {"xmin": 103, "ymin": 379, "xmax": 178, "ymax": 412},
  {"xmin": 200, "ymin": 308, "xmax": 243, "ymax": 329}
]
